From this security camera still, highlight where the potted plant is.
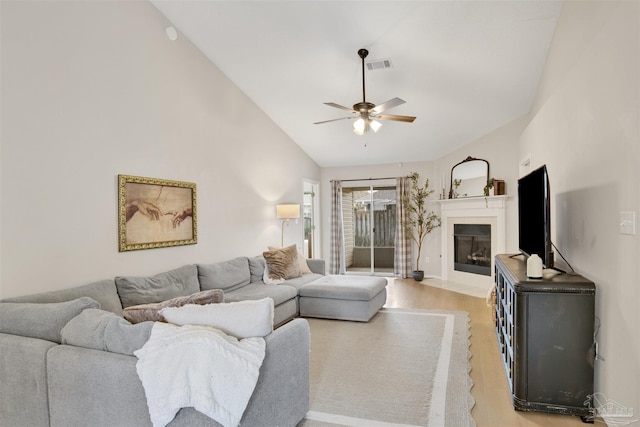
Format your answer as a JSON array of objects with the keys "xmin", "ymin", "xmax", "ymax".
[
  {"xmin": 483, "ymin": 178, "xmax": 495, "ymax": 196},
  {"xmin": 451, "ymin": 178, "xmax": 462, "ymax": 199},
  {"xmin": 402, "ymin": 172, "xmax": 441, "ymax": 281}
]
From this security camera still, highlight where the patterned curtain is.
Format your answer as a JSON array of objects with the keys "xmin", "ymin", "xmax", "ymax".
[
  {"xmin": 329, "ymin": 180, "xmax": 345, "ymax": 275},
  {"xmin": 394, "ymin": 176, "xmax": 412, "ymax": 278}
]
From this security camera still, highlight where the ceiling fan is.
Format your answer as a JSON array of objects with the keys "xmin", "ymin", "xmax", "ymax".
[{"xmin": 314, "ymin": 48, "xmax": 416, "ymax": 135}]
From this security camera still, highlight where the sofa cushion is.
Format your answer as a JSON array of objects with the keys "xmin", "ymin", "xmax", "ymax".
[
  {"xmin": 263, "ymin": 245, "xmax": 300, "ymax": 281},
  {"xmin": 0, "ymin": 334, "xmax": 56, "ymax": 427},
  {"xmin": 224, "ymin": 283, "xmax": 297, "ymax": 307},
  {"xmin": 197, "ymin": 257, "xmax": 251, "ymax": 292},
  {"xmin": 305, "ymin": 259, "xmax": 325, "ymax": 276},
  {"xmin": 280, "ymin": 273, "xmax": 324, "ymax": 291},
  {"xmin": 61, "ymin": 308, "xmax": 153, "ymax": 355},
  {"xmin": 1, "ymin": 279, "xmax": 123, "ymax": 316},
  {"xmin": 123, "ymin": 289, "xmax": 224, "ymax": 323},
  {"xmin": 248, "ymin": 256, "xmax": 266, "ymax": 282},
  {"xmin": 160, "ymin": 298, "xmax": 274, "ymax": 339},
  {"xmin": 0, "ymin": 297, "xmax": 100, "ymax": 343},
  {"xmin": 298, "ymin": 275, "xmax": 388, "ymax": 301},
  {"xmin": 115, "ymin": 265, "xmax": 200, "ymax": 308}
]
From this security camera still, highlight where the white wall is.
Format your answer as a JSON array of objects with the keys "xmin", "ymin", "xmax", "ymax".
[
  {"xmin": 520, "ymin": 0, "xmax": 639, "ymax": 420},
  {"xmin": 0, "ymin": 1, "xmax": 320, "ymax": 298}
]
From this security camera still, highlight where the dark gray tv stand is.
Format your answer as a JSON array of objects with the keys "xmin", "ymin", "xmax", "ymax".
[{"xmin": 494, "ymin": 254, "xmax": 596, "ymax": 421}]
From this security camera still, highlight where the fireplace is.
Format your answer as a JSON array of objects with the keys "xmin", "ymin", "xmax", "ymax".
[
  {"xmin": 437, "ymin": 195, "xmax": 509, "ymax": 292},
  {"xmin": 453, "ymin": 224, "xmax": 491, "ymax": 276}
]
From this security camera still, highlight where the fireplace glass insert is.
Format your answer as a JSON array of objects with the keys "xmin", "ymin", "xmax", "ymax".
[{"xmin": 454, "ymin": 224, "xmax": 491, "ymax": 276}]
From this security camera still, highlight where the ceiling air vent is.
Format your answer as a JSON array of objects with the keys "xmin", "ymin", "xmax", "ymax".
[{"xmin": 366, "ymin": 58, "xmax": 393, "ymax": 71}]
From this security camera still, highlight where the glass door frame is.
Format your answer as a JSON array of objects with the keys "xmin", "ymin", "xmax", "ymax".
[{"xmin": 341, "ymin": 179, "xmax": 396, "ymax": 276}]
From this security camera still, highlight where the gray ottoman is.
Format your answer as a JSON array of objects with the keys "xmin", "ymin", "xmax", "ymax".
[{"xmin": 299, "ymin": 275, "xmax": 387, "ymax": 322}]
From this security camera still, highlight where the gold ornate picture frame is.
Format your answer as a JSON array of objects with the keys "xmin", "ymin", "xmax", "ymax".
[{"xmin": 118, "ymin": 175, "xmax": 197, "ymax": 252}]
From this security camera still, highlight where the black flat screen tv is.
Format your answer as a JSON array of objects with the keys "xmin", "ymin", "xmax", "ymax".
[{"xmin": 518, "ymin": 165, "xmax": 554, "ymax": 268}]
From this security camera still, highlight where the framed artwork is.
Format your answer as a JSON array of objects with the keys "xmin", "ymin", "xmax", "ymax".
[{"xmin": 118, "ymin": 175, "xmax": 197, "ymax": 252}]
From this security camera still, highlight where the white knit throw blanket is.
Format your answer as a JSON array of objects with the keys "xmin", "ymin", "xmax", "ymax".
[{"xmin": 134, "ymin": 322, "xmax": 266, "ymax": 427}]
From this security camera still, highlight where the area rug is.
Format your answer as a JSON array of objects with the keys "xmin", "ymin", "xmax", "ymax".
[{"xmin": 299, "ymin": 308, "xmax": 475, "ymax": 427}]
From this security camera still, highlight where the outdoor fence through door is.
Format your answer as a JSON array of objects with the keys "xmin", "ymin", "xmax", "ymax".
[{"xmin": 342, "ymin": 185, "xmax": 396, "ymax": 274}]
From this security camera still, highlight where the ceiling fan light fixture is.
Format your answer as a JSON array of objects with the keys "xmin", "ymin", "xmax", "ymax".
[{"xmin": 353, "ymin": 118, "xmax": 381, "ymax": 135}]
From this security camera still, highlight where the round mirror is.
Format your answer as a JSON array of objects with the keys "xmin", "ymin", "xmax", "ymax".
[{"xmin": 449, "ymin": 157, "xmax": 490, "ymax": 198}]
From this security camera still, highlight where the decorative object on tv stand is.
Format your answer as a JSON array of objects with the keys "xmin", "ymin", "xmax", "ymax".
[
  {"xmin": 526, "ymin": 254, "xmax": 543, "ymax": 279},
  {"xmin": 118, "ymin": 175, "xmax": 197, "ymax": 252},
  {"xmin": 448, "ymin": 156, "xmax": 489, "ymax": 199},
  {"xmin": 401, "ymin": 172, "xmax": 441, "ymax": 281},
  {"xmin": 276, "ymin": 204, "xmax": 300, "ymax": 247}
]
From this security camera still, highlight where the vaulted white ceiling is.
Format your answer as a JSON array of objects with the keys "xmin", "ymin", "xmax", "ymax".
[{"xmin": 151, "ymin": 1, "xmax": 563, "ymax": 167}]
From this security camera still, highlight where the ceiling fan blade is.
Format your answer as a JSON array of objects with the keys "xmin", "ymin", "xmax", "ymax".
[
  {"xmin": 313, "ymin": 117, "xmax": 353, "ymax": 125},
  {"xmin": 324, "ymin": 102, "xmax": 357, "ymax": 113},
  {"xmin": 375, "ymin": 114, "xmax": 417, "ymax": 123},
  {"xmin": 371, "ymin": 97, "xmax": 406, "ymax": 114}
]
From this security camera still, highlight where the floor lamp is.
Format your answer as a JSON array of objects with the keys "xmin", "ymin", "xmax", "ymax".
[{"xmin": 276, "ymin": 204, "xmax": 300, "ymax": 247}]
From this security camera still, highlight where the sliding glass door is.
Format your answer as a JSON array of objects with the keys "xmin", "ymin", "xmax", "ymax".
[{"xmin": 342, "ymin": 184, "xmax": 396, "ymax": 275}]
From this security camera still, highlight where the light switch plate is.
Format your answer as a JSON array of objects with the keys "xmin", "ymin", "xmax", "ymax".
[{"xmin": 620, "ymin": 211, "xmax": 636, "ymax": 235}]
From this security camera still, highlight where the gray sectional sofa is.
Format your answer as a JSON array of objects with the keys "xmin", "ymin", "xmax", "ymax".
[{"xmin": 0, "ymin": 255, "xmax": 326, "ymax": 427}]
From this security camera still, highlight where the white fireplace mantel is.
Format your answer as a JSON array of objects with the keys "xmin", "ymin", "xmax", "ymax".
[
  {"xmin": 436, "ymin": 195, "xmax": 510, "ymax": 292},
  {"xmin": 437, "ymin": 195, "xmax": 510, "ymax": 211}
]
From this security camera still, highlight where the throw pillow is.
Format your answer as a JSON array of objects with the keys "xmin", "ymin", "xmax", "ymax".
[
  {"xmin": 298, "ymin": 251, "xmax": 313, "ymax": 274},
  {"xmin": 61, "ymin": 308, "xmax": 153, "ymax": 355},
  {"xmin": 160, "ymin": 298, "xmax": 274, "ymax": 339},
  {"xmin": 268, "ymin": 246, "xmax": 313, "ymax": 275},
  {"xmin": 115, "ymin": 264, "xmax": 200, "ymax": 308},
  {"xmin": 262, "ymin": 261, "xmax": 284, "ymax": 285},
  {"xmin": 123, "ymin": 289, "xmax": 224, "ymax": 324},
  {"xmin": 263, "ymin": 244, "xmax": 301, "ymax": 281},
  {"xmin": 0, "ymin": 297, "xmax": 100, "ymax": 343}
]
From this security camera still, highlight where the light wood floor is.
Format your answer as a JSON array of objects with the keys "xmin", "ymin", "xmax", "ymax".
[{"xmin": 384, "ymin": 278, "xmax": 590, "ymax": 427}]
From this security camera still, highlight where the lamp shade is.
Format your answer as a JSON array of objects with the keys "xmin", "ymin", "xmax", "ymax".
[{"xmin": 276, "ymin": 204, "xmax": 300, "ymax": 220}]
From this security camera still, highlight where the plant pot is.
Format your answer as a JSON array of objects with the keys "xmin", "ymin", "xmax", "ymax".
[{"xmin": 412, "ymin": 270, "xmax": 425, "ymax": 282}]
